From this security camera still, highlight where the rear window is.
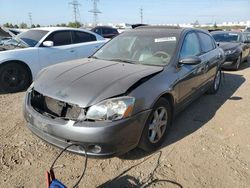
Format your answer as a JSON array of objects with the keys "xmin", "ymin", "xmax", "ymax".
[{"xmin": 72, "ymin": 31, "xmax": 96, "ymax": 43}]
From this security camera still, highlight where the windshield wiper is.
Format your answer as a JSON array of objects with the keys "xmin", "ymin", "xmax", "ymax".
[{"xmin": 108, "ymin": 58, "xmax": 138, "ymax": 64}]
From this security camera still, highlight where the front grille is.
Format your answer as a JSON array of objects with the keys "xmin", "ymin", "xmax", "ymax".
[{"xmin": 30, "ymin": 90, "xmax": 84, "ymax": 120}]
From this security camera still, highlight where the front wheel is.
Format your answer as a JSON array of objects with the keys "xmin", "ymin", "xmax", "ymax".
[
  {"xmin": 139, "ymin": 98, "xmax": 172, "ymax": 152},
  {"xmin": 0, "ymin": 62, "xmax": 31, "ymax": 93},
  {"xmin": 234, "ymin": 55, "xmax": 242, "ymax": 71},
  {"xmin": 206, "ymin": 69, "xmax": 221, "ymax": 95}
]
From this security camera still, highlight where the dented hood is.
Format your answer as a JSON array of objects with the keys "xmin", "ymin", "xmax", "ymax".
[{"xmin": 34, "ymin": 58, "xmax": 163, "ymax": 107}]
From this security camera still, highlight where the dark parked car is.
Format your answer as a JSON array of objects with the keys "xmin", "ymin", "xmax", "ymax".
[
  {"xmin": 91, "ymin": 26, "xmax": 119, "ymax": 39},
  {"xmin": 23, "ymin": 27, "xmax": 224, "ymax": 157},
  {"xmin": 211, "ymin": 31, "xmax": 250, "ymax": 70}
]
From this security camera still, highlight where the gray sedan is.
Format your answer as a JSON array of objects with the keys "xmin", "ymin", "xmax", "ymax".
[{"xmin": 23, "ymin": 26, "xmax": 224, "ymax": 157}]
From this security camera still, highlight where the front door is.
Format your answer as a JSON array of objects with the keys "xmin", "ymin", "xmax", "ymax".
[{"xmin": 38, "ymin": 30, "xmax": 76, "ymax": 70}]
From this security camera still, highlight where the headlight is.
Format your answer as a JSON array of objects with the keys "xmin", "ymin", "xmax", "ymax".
[
  {"xmin": 225, "ymin": 49, "xmax": 237, "ymax": 55},
  {"xmin": 86, "ymin": 96, "xmax": 135, "ymax": 121}
]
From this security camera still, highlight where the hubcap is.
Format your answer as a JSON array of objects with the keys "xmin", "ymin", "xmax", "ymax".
[
  {"xmin": 214, "ymin": 71, "xmax": 221, "ymax": 90},
  {"xmin": 1, "ymin": 68, "xmax": 24, "ymax": 88},
  {"xmin": 148, "ymin": 107, "xmax": 168, "ymax": 143}
]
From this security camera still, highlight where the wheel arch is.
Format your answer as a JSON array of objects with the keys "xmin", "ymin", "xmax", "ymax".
[{"xmin": 151, "ymin": 92, "xmax": 175, "ymax": 123}]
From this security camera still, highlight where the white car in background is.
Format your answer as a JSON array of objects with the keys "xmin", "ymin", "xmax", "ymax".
[{"xmin": 0, "ymin": 27, "xmax": 106, "ymax": 92}]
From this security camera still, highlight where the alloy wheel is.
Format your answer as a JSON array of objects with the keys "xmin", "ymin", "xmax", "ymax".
[{"xmin": 148, "ymin": 107, "xmax": 168, "ymax": 143}]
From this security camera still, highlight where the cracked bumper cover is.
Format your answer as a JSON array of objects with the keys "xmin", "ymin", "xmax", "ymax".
[{"xmin": 23, "ymin": 92, "xmax": 151, "ymax": 157}]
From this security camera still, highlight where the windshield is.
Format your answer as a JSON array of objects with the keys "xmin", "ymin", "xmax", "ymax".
[
  {"xmin": 93, "ymin": 31, "xmax": 178, "ymax": 66},
  {"xmin": 212, "ymin": 32, "xmax": 240, "ymax": 43},
  {"xmin": 16, "ymin": 30, "xmax": 48, "ymax": 47}
]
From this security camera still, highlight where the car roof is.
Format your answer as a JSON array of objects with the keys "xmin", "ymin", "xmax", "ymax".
[
  {"xmin": 131, "ymin": 26, "xmax": 209, "ymax": 37},
  {"xmin": 92, "ymin": 26, "xmax": 116, "ymax": 29},
  {"xmin": 29, "ymin": 27, "xmax": 93, "ymax": 33},
  {"xmin": 211, "ymin": 31, "xmax": 241, "ymax": 35}
]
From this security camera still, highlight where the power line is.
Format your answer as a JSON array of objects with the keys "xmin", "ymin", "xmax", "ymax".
[
  {"xmin": 69, "ymin": 0, "xmax": 81, "ymax": 23},
  {"xmin": 89, "ymin": 0, "xmax": 101, "ymax": 26}
]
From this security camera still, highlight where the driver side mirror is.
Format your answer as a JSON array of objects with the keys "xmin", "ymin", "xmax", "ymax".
[
  {"xmin": 43, "ymin": 41, "xmax": 54, "ymax": 47},
  {"xmin": 179, "ymin": 56, "xmax": 201, "ymax": 65}
]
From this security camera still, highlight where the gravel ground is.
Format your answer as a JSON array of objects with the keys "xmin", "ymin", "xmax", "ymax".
[{"xmin": 0, "ymin": 62, "xmax": 250, "ymax": 188}]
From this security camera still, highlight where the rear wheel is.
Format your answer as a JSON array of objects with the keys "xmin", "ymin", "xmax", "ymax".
[
  {"xmin": 139, "ymin": 98, "xmax": 172, "ymax": 152},
  {"xmin": 0, "ymin": 62, "xmax": 31, "ymax": 92}
]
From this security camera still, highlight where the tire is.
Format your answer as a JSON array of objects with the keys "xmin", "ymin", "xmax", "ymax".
[
  {"xmin": 234, "ymin": 55, "xmax": 242, "ymax": 71},
  {"xmin": 139, "ymin": 98, "xmax": 172, "ymax": 152},
  {"xmin": 206, "ymin": 69, "xmax": 221, "ymax": 95},
  {"xmin": 0, "ymin": 62, "xmax": 31, "ymax": 93}
]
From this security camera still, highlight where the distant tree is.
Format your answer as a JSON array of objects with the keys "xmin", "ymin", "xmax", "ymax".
[
  {"xmin": 3, "ymin": 23, "xmax": 10, "ymax": 28},
  {"xmin": 31, "ymin": 24, "xmax": 36, "ymax": 28},
  {"xmin": 36, "ymin": 24, "xmax": 41, "ymax": 27},
  {"xmin": 214, "ymin": 22, "xmax": 218, "ymax": 28},
  {"xmin": 14, "ymin": 24, "xmax": 19, "ymax": 28},
  {"xmin": 60, "ymin": 23, "xmax": 67, "ymax": 27},
  {"xmin": 68, "ymin": 22, "xmax": 81, "ymax": 28},
  {"xmin": 20, "ymin": 22, "xmax": 28, "ymax": 29},
  {"xmin": 9, "ymin": 24, "xmax": 14, "ymax": 28}
]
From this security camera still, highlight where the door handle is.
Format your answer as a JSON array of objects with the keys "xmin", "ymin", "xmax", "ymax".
[{"xmin": 70, "ymin": 50, "xmax": 75, "ymax": 53}]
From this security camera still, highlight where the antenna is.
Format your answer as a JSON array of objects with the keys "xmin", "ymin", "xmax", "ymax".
[
  {"xmin": 140, "ymin": 7, "xmax": 143, "ymax": 24},
  {"xmin": 28, "ymin": 12, "xmax": 32, "ymax": 27},
  {"xmin": 89, "ymin": 0, "xmax": 101, "ymax": 26},
  {"xmin": 69, "ymin": 0, "xmax": 81, "ymax": 23}
]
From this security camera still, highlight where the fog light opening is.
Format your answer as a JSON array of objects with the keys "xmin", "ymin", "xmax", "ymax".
[{"xmin": 88, "ymin": 145, "xmax": 102, "ymax": 154}]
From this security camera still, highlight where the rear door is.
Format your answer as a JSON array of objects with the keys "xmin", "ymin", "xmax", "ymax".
[
  {"xmin": 38, "ymin": 30, "xmax": 76, "ymax": 69},
  {"xmin": 197, "ymin": 31, "xmax": 219, "ymax": 85},
  {"xmin": 177, "ymin": 31, "xmax": 206, "ymax": 104},
  {"xmin": 71, "ymin": 31, "xmax": 105, "ymax": 59}
]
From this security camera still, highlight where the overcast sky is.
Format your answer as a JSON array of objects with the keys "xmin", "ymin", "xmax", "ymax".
[{"xmin": 0, "ymin": 0, "xmax": 249, "ymax": 26}]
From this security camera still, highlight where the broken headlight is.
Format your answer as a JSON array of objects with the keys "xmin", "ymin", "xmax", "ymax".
[{"xmin": 85, "ymin": 96, "xmax": 135, "ymax": 121}]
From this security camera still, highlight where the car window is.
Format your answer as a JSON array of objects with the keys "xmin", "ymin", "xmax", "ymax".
[
  {"xmin": 45, "ymin": 31, "xmax": 72, "ymax": 46},
  {"xmin": 94, "ymin": 28, "xmax": 102, "ymax": 35},
  {"xmin": 180, "ymin": 32, "xmax": 201, "ymax": 59},
  {"xmin": 72, "ymin": 31, "xmax": 96, "ymax": 43},
  {"xmin": 198, "ymin": 32, "xmax": 216, "ymax": 53},
  {"xmin": 112, "ymin": 29, "xmax": 118, "ymax": 34},
  {"xmin": 103, "ymin": 28, "xmax": 112, "ymax": 35}
]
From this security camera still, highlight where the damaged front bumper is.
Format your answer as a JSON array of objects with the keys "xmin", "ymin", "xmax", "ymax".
[{"xmin": 23, "ymin": 90, "xmax": 151, "ymax": 157}]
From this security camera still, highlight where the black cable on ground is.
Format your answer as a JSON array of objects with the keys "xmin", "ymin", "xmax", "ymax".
[{"xmin": 50, "ymin": 144, "xmax": 88, "ymax": 188}]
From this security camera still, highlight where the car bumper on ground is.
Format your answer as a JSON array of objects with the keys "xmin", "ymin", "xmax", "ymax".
[{"xmin": 23, "ymin": 92, "xmax": 151, "ymax": 157}]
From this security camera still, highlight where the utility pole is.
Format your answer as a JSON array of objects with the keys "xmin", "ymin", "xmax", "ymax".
[
  {"xmin": 28, "ymin": 12, "xmax": 32, "ymax": 27},
  {"xmin": 69, "ymin": 0, "xmax": 81, "ymax": 23},
  {"xmin": 140, "ymin": 7, "xmax": 143, "ymax": 24},
  {"xmin": 89, "ymin": 0, "xmax": 101, "ymax": 26}
]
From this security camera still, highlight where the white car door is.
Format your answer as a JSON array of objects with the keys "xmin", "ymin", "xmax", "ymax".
[
  {"xmin": 71, "ymin": 31, "xmax": 106, "ymax": 59},
  {"xmin": 38, "ymin": 30, "xmax": 76, "ymax": 69}
]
